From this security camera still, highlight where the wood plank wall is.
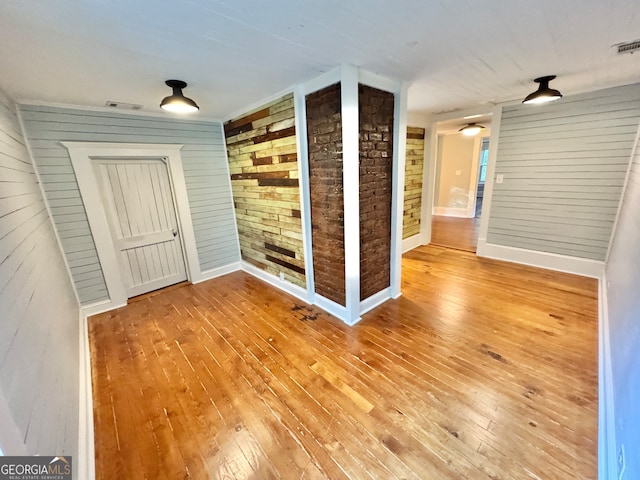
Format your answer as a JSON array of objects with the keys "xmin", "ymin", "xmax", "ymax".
[
  {"xmin": 605, "ymin": 120, "xmax": 640, "ymax": 478},
  {"xmin": 224, "ymin": 94, "xmax": 305, "ymax": 287},
  {"xmin": 0, "ymin": 89, "xmax": 79, "ymax": 456},
  {"xmin": 20, "ymin": 105, "xmax": 239, "ymax": 304},
  {"xmin": 359, "ymin": 85, "xmax": 393, "ymax": 300},
  {"xmin": 489, "ymin": 84, "xmax": 640, "ymax": 260},
  {"xmin": 403, "ymin": 127, "xmax": 425, "ymax": 239},
  {"xmin": 306, "ymin": 84, "xmax": 346, "ymax": 306}
]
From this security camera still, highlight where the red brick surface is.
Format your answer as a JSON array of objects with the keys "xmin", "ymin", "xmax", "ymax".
[
  {"xmin": 306, "ymin": 83, "xmax": 346, "ymax": 306},
  {"xmin": 359, "ymin": 85, "xmax": 394, "ymax": 300}
]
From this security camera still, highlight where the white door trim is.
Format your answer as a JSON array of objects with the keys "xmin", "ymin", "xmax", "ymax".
[{"xmin": 62, "ymin": 142, "xmax": 200, "ymax": 309}]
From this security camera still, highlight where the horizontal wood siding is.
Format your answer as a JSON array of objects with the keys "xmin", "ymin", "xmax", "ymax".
[
  {"xmin": 488, "ymin": 84, "xmax": 640, "ymax": 260},
  {"xmin": 403, "ymin": 127, "xmax": 425, "ymax": 239},
  {"xmin": 605, "ymin": 122, "xmax": 640, "ymax": 477},
  {"xmin": 20, "ymin": 105, "xmax": 239, "ymax": 304},
  {"xmin": 0, "ymin": 89, "xmax": 79, "ymax": 456},
  {"xmin": 224, "ymin": 94, "xmax": 305, "ymax": 287}
]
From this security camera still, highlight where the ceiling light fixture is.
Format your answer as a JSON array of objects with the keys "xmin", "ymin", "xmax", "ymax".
[
  {"xmin": 523, "ymin": 75, "xmax": 563, "ymax": 105},
  {"xmin": 459, "ymin": 123, "xmax": 485, "ymax": 136},
  {"xmin": 160, "ymin": 80, "xmax": 199, "ymax": 113}
]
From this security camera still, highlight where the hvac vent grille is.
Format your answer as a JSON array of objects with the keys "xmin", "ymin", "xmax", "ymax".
[
  {"xmin": 616, "ymin": 40, "xmax": 640, "ymax": 55},
  {"xmin": 105, "ymin": 101, "xmax": 143, "ymax": 110}
]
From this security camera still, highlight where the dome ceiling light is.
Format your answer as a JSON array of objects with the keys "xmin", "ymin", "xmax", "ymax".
[
  {"xmin": 523, "ymin": 75, "xmax": 563, "ymax": 105},
  {"xmin": 160, "ymin": 80, "xmax": 199, "ymax": 114},
  {"xmin": 459, "ymin": 123, "xmax": 485, "ymax": 136}
]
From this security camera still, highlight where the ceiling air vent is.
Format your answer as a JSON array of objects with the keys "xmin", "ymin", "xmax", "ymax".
[
  {"xmin": 105, "ymin": 101, "xmax": 143, "ymax": 110},
  {"xmin": 615, "ymin": 39, "xmax": 640, "ymax": 55}
]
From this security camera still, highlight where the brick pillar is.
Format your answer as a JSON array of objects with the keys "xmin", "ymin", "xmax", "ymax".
[
  {"xmin": 302, "ymin": 68, "xmax": 405, "ymax": 323},
  {"xmin": 305, "ymin": 83, "xmax": 346, "ymax": 306},
  {"xmin": 359, "ymin": 85, "xmax": 394, "ymax": 300}
]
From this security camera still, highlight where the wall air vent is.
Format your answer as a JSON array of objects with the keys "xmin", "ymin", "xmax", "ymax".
[
  {"xmin": 615, "ymin": 39, "xmax": 640, "ymax": 55},
  {"xmin": 105, "ymin": 101, "xmax": 143, "ymax": 110}
]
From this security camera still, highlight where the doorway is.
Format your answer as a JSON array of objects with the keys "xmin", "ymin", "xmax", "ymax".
[
  {"xmin": 430, "ymin": 114, "xmax": 492, "ymax": 252},
  {"xmin": 94, "ymin": 159, "xmax": 187, "ymax": 298},
  {"xmin": 64, "ymin": 142, "xmax": 201, "ymax": 313},
  {"xmin": 474, "ymin": 137, "xmax": 490, "ymax": 218}
]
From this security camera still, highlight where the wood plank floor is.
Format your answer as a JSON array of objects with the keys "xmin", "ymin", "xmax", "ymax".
[
  {"xmin": 89, "ymin": 245, "xmax": 598, "ymax": 480},
  {"xmin": 431, "ymin": 215, "xmax": 481, "ymax": 252}
]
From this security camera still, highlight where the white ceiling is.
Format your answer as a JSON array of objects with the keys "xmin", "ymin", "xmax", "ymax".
[{"xmin": 1, "ymin": 0, "xmax": 640, "ymax": 120}]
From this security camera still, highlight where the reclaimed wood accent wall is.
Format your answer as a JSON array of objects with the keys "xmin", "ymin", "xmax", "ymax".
[
  {"xmin": 305, "ymin": 84, "xmax": 346, "ymax": 306},
  {"xmin": 359, "ymin": 85, "xmax": 394, "ymax": 300},
  {"xmin": 224, "ymin": 94, "xmax": 305, "ymax": 287},
  {"xmin": 403, "ymin": 127, "xmax": 425, "ymax": 239}
]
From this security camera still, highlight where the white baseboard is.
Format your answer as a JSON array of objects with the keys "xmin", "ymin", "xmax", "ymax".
[
  {"xmin": 432, "ymin": 207, "xmax": 471, "ymax": 218},
  {"xmin": 192, "ymin": 261, "xmax": 241, "ymax": 284},
  {"xmin": 598, "ymin": 273, "xmax": 618, "ymax": 480},
  {"xmin": 476, "ymin": 239, "xmax": 605, "ymax": 278},
  {"xmin": 80, "ymin": 299, "xmax": 127, "ymax": 318},
  {"xmin": 78, "ymin": 311, "xmax": 96, "ymax": 480},
  {"xmin": 402, "ymin": 234, "xmax": 423, "ymax": 253},
  {"xmin": 240, "ymin": 261, "xmax": 312, "ymax": 305},
  {"xmin": 360, "ymin": 288, "xmax": 391, "ymax": 316},
  {"xmin": 313, "ymin": 294, "xmax": 356, "ymax": 325}
]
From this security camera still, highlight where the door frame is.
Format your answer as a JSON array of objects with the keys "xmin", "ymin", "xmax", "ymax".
[
  {"xmin": 421, "ymin": 106, "xmax": 498, "ymax": 250},
  {"xmin": 63, "ymin": 142, "xmax": 200, "ymax": 311}
]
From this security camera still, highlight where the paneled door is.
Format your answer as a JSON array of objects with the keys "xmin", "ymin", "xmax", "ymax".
[{"xmin": 94, "ymin": 158, "xmax": 187, "ymax": 298}]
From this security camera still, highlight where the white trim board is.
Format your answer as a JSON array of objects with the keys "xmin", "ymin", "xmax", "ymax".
[
  {"xmin": 193, "ymin": 262, "xmax": 241, "ymax": 285},
  {"xmin": 340, "ymin": 65, "xmax": 362, "ymax": 325},
  {"xmin": 78, "ymin": 311, "xmax": 96, "ymax": 480},
  {"xmin": 390, "ymin": 82, "xmax": 409, "ymax": 299},
  {"xmin": 360, "ymin": 288, "xmax": 392, "ymax": 316},
  {"xmin": 80, "ymin": 299, "xmax": 127, "ymax": 318},
  {"xmin": 402, "ymin": 234, "xmax": 423, "ymax": 253},
  {"xmin": 241, "ymin": 261, "xmax": 311, "ymax": 305},
  {"xmin": 476, "ymin": 240, "xmax": 605, "ymax": 278},
  {"xmin": 62, "ymin": 142, "xmax": 202, "ymax": 308},
  {"xmin": 241, "ymin": 259, "xmax": 362, "ymax": 326},
  {"xmin": 598, "ymin": 273, "xmax": 618, "ymax": 480},
  {"xmin": 315, "ymin": 294, "xmax": 356, "ymax": 326},
  {"xmin": 293, "ymin": 86, "xmax": 316, "ymax": 303}
]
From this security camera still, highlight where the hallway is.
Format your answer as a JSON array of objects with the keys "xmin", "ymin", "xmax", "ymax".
[{"xmin": 430, "ymin": 215, "xmax": 481, "ymax": 252}]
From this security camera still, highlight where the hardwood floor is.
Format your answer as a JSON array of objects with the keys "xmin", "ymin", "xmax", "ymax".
[
  {"xmin": 431, "ymin": 215, "xmax": 481, "ymax": 252},
  {"xmin": 89, "ymin": 245, "xmax": 598, "ymax": 480}
]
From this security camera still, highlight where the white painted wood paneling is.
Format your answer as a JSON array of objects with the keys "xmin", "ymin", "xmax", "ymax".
[
  {"xmin": 604, "ymin": 122, "xmax": 640, "ymax": 479},
  {"xmin": 487, "ymin": 84, "xmax": 640, "ymax": 261},
  {"xmin": 19, "ymin": 105, "xmax": 240, "ymax": 305},
  {"xmin": 0, "ymin": 89, "xmax": 79, "ymax": 457},
  {"xmin": 95, "ymin": 160, "xmax": 187, "ymax": 297}
]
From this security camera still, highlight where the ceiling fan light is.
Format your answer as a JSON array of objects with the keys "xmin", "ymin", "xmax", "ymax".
[
  {"xmin": 459, "ymin": 123, "xmax": 484, "ymax": 136},
  {"xmin": 160, "ymin": 80, "xmax": 199, "ymax": 113},
  {"xmin": 523, "ymin": 75, "xmax": 563, "ymax": 104}
]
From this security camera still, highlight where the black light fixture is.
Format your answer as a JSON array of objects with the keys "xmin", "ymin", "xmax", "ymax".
[
  {"xmin": 458, "ymin": 123, "xmax": 485, "ymax": 137},
  {"xmin": 523, "ymin": 75, "xmax": 563, "ymax": 105},
  {"xmin": 160, "ymin": 80, "xmax": 199, "ymax": 113}
]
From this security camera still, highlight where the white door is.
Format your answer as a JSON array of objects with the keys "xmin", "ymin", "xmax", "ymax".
[{"xmin": 94, "ymin": 158, "xmax": 187, "ymax": 298}]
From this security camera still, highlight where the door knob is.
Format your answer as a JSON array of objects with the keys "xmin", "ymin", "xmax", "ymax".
[{"xmin": 172, "ymin": 229, "xmax": 178, "ymax": 237}]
